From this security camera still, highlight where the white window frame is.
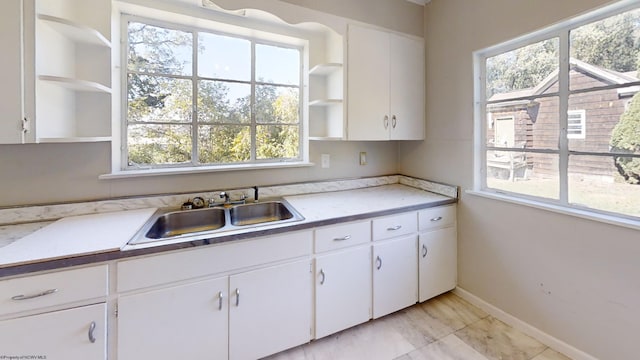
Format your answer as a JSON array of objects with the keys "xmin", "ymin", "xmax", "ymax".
[
  {"xmin": 567, "ymin": 109, "xmax": 586, "ymax": 139},
  {"xmin": 472, "ymin": 0, "xmax": 640, "ymax": 225},
  {"xmin": 122, "ymin": 15, "xmax": 304, "ymax": 170}
]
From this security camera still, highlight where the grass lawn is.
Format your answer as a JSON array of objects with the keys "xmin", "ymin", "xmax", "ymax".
[{"xmin": 487, "ymin": 177, "xmax": 640, "ymax": 218}]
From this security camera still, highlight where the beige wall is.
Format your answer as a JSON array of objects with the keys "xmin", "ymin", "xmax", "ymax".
[
  {"xmin": 0, "ymin": 140, "xmax": 398, "ymax": 206},
  {"xmin": 398, "ymin": 0, "xmax": 640, "ymax": 359},
  {"xmin": 0, "ymin": 0, "xmax": 422, "ymax": 207}
]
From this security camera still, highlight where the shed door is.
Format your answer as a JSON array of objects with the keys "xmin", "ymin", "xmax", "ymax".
[{"xmin": 494, "ymin": 116, "xmax": 515, "ymax": 147}]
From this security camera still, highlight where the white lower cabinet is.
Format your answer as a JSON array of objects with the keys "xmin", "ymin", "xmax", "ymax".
[
  {"xmin": 0, "ymin": 303, "xmax": 107, "ymax": 359},
  {"xmin": 117, "ymin": 277, "xmax": 229, "ymax": 360},
  {"xmin": 419, "ymin": 227, "xmax": 457, "ymax": 302},
  {"xmin": 314, "ymin": 246, "xmax": 372, "ymax": 339},
  {"xmin": 229, "ymin": 259, "xmax": 312, "ymax": 360},
  {"xmin": 372, "ymin": 235, "xmax": 418, "ymax": 319}
]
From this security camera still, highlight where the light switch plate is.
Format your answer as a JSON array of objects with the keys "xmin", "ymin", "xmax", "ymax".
[
  {"xmin": 321, "ymin": 154, "xmax": 330, "ymax": 168},
  {"xmin": 359, "ymin": 152, "xmax": 367, "ymax": 165}
]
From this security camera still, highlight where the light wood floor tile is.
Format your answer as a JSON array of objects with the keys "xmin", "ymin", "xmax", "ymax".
[
  {"xmin": 419, "ymin": 292, "xmax": 488, "ymax": 331},
  {"xmin": 379, "ymin": 302, "xmax": 457, "ymax": 348},
  {"xmin": 406, "ymin": 334, "xmax": 489, "ymax": 360},
  {"xmin": 302, "ymin": 318, "xmax": 415, "ymax": 360},
  {"xmin": 455, "ymin": 317, "xmax": 547, "ymax": 360},
  {"xmin": 531, "ymin": 348, "xmax": 573, "ymax": 360},
  {"xmin": 264, "ymin": 292, "xmax": 571, "ymax": 360}
]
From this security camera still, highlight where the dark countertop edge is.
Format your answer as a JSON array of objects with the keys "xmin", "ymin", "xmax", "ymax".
[{"xmin": 0, "ymin": 198, "xmax": 457, "ymax": 279}]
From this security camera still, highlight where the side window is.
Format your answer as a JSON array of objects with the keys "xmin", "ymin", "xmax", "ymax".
[{"xmin": 477, "ymin": 6, "xmax": 640, "ymax": 220}]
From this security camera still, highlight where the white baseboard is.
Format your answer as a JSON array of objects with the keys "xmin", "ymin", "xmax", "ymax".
[{"xmin": 453, "ymin": 287, "xmax": 599, "ymax": 360}]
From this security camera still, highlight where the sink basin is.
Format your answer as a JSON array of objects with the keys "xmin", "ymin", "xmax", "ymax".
[
  {"xmin": 129, "ymin": 199, "xmax": 304, "ymax": 245},
  {"xmin": 145, "ymin": 207, "xmax": 226, "ymax": 239},
  {"xmin": 230, "ymin": 201, "xmax": 296, "ymax": 226}
]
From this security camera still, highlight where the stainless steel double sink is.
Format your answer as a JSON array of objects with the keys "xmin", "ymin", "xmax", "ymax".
[{"xmin": 129, "ymin": 200, "xmax": 304, "ymax": 245}]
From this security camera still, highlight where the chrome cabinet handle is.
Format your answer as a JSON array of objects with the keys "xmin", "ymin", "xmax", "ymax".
[
  {"xmin": 422, "ymin": 244, "xmax": 428, "ymax": 258},
  {"xmin": 319, "ymin": 269, "xmax": 326, "ymax": 285},
  {"xmin": 235, "ymin": 288, "xmax": 240, "ymax": 307},
  {"xmin": 11, "ymin": 288, "xmax": 58, "ymax": 301},
  {"xmin": 391, "ymin": 115, "xmax": 397, "ymax": 128},
  {"xmin": 376, "ymin": 256, "xmax": 382, "ymax": 270},
  {"xmin": 430, "ymin": 216, "xmax": 443, "ymax": 222},
  {"xmin": 333, "ymin": 235, "xmax": 351, "ymax": 241},
  {"xmin": 383, "ymin": 115, "xmax": 389, "ymax": 129},
  {"xmin": 387, "ymin": 225, "xmax": 402, "ymax": 231},
  {"xmin": 217, "ymin": 291, "xmax": 224, "ymax": 310},
  {"xmin": 88, "ymin": 321, "xmax": 96, "ymax": 343}
]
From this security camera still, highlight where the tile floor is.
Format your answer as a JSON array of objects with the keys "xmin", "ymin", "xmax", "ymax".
[{"xmin": 264, "ymin": 291, "xmax": 572, "ymax": 360}]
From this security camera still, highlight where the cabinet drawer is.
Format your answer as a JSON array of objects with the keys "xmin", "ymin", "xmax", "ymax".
[
  {"xmin": 372, "ymin": 212, "xmax": 417, "ymax": 241},
  {"xmin": 0, "ymin": 265, "xmax": 108, "ymax": 316},
  {"xmin": 418, "ymin": 205, "xmax": 456, "ymax": 231},
  {"xmin": 315, "ymin": 220, "xmax": 371, "ymax": 253},
  {"xmin": 118, "ymin": 230, "xmax": 313, "ymax": 292}
]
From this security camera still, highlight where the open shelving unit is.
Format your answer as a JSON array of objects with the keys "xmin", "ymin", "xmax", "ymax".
[
  {"xmin": 34, "ymin": 0, "xmax": 112, "ymax": 143},
  {"xmin": 308, "ymin": 36, "xmax": 346, "ymax": 140}
]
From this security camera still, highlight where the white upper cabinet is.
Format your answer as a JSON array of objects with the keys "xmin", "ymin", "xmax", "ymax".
[
  {"xmin": 347, "ymin": 24, "xmax": 424, "ymax": 140},
  {"xmin": 0, "ymin": 0, "xmax": 28, "ymax": 144}
]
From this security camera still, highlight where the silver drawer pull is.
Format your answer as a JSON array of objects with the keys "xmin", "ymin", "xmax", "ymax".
[
  {"xmin": 376, "ymin": 256, "xmax": 383, "ymax": 270},
  {"xmin": 387, "ymin": 225, "xmax": 402, "ymax": 231},
  {"xmin": 88, "ymin": 321, "xmax": 97, "ymax": 343},
  {"xmin": 333, "ymin": 235, "xmax": 351, "ymax": 241},
  {"xmin": 217, "ymin": 291, "xmax": 224, "ymax": 310},
  {"xmin": 319, "ymin": 269, "xmax": 326, "ymax": 285},
  {"xmin": 422, "ymin": 244, "xmax": 428, "ymax": 258},
  {"xmin": 11, "ymin": 288, "xmax": 58, "ymax": 301},
  {"xmin": 430, "ymin": 216, "xmax": 443, "ymax": 222},
  {"xmin": 235, "ymin": 288, "xmax": 240, "ymax": 307}
]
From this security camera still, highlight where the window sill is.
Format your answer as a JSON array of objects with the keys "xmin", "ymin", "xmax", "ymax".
[
  {"xmin": 466, "ymin": 189, "xmax": 640, "ymax": 231},
  {"xmin": 99, "ymin": 161, "xmax": 315, "ymax": 180}
]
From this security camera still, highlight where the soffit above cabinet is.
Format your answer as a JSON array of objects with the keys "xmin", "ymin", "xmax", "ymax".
[{"xmin": 405, "ymin": 0, "xmax": 429, "ymax": 5}]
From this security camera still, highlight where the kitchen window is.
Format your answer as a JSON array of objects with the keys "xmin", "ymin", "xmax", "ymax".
[
  {"xmin": 474, "ymin": 1, "xmax": 640, "ymax": 221},
  {"xmin": 123, "ymin": 17, "xmax": 303, "ymax": 170}
]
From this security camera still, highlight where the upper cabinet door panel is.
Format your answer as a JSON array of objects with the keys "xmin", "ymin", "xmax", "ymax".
[
  {"xmin": 389, "ymin": 33, "xmax": 424, "ymax": 140},
  {"xmin": 0, "ymin": 0, "xmax": 25, "ymax": 144},
  {"xmin": 347, "ymin": 25, "xmax": 390, "ymax": 141},
  {"xmin": 347, "ymin": 24, "xmax": 425, "ymax": 141}
]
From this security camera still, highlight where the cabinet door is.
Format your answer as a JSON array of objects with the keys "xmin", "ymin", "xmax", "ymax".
[
  {"xmin": 372, "ymin": 235, "xmax": 418, "ymax": 318},
  {"xmin": 389, "ymin": 33, "xmax": 425, "ymax": 140},
  {"xmin": 0, "ymin": 303, "xmax": 106, "ymax": 359},
  {"xmin": 347, "ymin": 25, "xmax": 390, "ymax": 140},
  {"xmin": 229, "ymin": 259, "xmax": 312, "ymax": 360},
  {"xmin": 0, "ymin": 0, "xmax": 25, "ymax": 143},
  {"xmin": 419, "ymin": 227, "xmax": 457, "ymax": 302},
  {"xmin": 118, "ymin": 277, "xmax": 228, "ymax": 360},
  {"xmin": 315, "ymin": 246, "xmax": 371, "ymax": 339}
]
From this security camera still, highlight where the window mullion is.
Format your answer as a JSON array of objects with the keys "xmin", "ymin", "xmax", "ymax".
[
  {"xmin": 251, "ymin": 40, "xmax": 257, "ymax": 161},
  {"xmin": 190, "ymin": 31, "xmax": 198, "ymax": 166},
  {"xmin": 558, "ymin": 30, "xmax": 570, "ymax": 205}
]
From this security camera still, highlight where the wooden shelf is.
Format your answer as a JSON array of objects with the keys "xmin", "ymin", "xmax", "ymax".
[
  {"xmin": 37, "ymin": 136, "xmax": 112, "ymax": 143},
  {"xmin": 37, "ymin": 14, "xmax": 111, "ymax": 47},
  {"xmin": 309, "ymin": 99, "xmax": 342, "ymax": 107},
  {"xmin": 309, "ymin": 136, "xmax": 343, "ymax": 141},
  {"xmin": 309, "ymin": 63, "xmax": 342, "ymax": 76},
  {"xmin": 38, "ymin": 75, "xmax": 111, "ymax": 93}
]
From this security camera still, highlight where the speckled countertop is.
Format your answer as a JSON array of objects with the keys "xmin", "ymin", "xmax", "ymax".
[{"xmin": 0, "ymin": 175, "xmax": 457, "ymax": 277}]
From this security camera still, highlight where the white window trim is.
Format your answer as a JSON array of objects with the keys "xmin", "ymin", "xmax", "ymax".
[
  {"xmin": 473, "ymin": 0, "xmax": 640, "ymax": 225},
  {"xmin": 567, "ymin": 109, "xmax": 586, "ymax": 139},
  {"xmin": 106, "ymin": 1, "xmax": 312, "ymax": 177}
]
